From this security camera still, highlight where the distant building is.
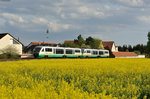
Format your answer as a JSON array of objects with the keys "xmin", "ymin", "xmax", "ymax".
[
  {"xmin": 24, "ymin": 42, "xmax": 57, "ymax": 53},
  {"xmin": 0, "ymin": 33, "xmax": 23, "ymax": 55},
  {"xmin": 103, "ymin": 41, "xmax": 118, "ymax": 52},
  {"xmin": 64, "ymin": 40, "xmax": 75, "ymax": 43},
  {"xmin": 112, "ymin": 52, "xmax": 139, "ymax": 58}
]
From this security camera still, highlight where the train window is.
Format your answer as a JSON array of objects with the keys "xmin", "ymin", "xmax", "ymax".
[
  {"xmin": 45, "ymin": 48, "xmax": 52, "ymax": 52},
  {"xmin": 87, "ymin": 50, "xmax": 91, "ymax": 53},
  {"xmin": 41, "ymin": 48, "xmax": 44, "ymax": 52},
  {"xmin": 105, "ymin": 51, "xmax": 109, "ymax": 54},
  {"xmin": 66, "ymin": 49, "xmax": 73, "ymax": 54},
  {"xmin": 93, "ymin": 51, "xmax": 98, "ymax": 55},
  {"xmin": 99, "ymin": 51, "xmax": 104, "ymax": 55},
  {"xmin": 75, "ymin": 50, "xmax": 80, "ymax": 53},
  {"xmin": 56, "ymin": 49, "xmax": 64, "ymax": 54}
]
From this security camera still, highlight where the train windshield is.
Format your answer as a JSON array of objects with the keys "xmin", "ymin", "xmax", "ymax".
[{"xmin": 34, "ymin": 48, "xmax": 41, "ymax": 52}]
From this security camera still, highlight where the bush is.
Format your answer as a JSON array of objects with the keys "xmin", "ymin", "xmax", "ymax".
[
  {"xmin": 0, "ymin": 53, "xmax": 20, "ymax": 59},
  {"xmin": 0, "ymin": 46, "xmax": 20, "ymax": 59}
]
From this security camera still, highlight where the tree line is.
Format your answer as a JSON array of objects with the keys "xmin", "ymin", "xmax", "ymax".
[
  {"xmin": 118, "ymin": 32, "xmax": 150, "ymax": 57},
  {"xmin": 118, "ymin": 44, "xmax": 146, "ymax": 54},
  {"xmin": 60, "ymin": 35, "xmax": 104, "ymax": 49}
]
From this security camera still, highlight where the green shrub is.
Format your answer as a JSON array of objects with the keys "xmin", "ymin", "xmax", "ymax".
[{"xmin": 0, "ymin": 46, "xmax": 20, "ymax": 59}]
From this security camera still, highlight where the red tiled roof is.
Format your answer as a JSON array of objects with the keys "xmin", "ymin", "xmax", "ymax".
[
  {"xmin": 112, "ymin": 52, "xmax": 138, "ymax": 57},
  {"xmin": 31, "ymin": 42, "xmax": 57, "ymax": 45},
  {"xmin": 103, "ymin": 41, "xmax": 114, "ymax": 50},
  {"xmin": 64, "ymin": 40, "xmax": 74, "ymax": 43}
]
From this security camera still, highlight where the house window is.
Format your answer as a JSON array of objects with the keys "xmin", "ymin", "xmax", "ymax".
[
  {"xmin": 13, "ymin": 40, "xmax": 19, "ymax": 44},
  {"xmin": 10, "ymin": 39, "xmax": 19, "ymax": 44}
]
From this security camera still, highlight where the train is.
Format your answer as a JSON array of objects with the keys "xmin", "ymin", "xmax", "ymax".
[{"xmin": 33, "ymin": 46, "xmax": 109, "ymax": 58}]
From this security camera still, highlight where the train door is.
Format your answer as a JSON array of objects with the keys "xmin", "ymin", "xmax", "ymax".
[
  {"xmin": 74, "ymin": 49, "xmax": 81, "ymax": 56},
  {"xmin": 99, "ymin": 50, "xmax": 104, "ymax": 56},
  {"xmin": 55, "ymin": 48, "xmax": 65, "ymax": 57},
  {"xmin": 65, "ymin": 48, "xmax": 74, "ymax": 57}
]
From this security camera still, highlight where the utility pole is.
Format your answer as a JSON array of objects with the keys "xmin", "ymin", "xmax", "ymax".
[{"xmin": 46, "ymin": 29, "xmax": 49, "ymax": 42}]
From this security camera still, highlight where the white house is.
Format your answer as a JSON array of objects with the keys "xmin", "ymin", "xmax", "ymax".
[
  {"xmin": 103, "ymin": 41, "xmax": 118, "ymax": 52},
  {"xmin": 0, "ymin": 33, "xmax": 23, "ymax": 55}
]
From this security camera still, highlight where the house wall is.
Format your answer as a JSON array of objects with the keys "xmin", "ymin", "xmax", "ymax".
[
  {"xmin": 115, "ymin": 46, "xmax": 118, "ymax": 52},
  {"xmin": 138, "ymin": 55, "xmax": 145, "ymax": 58},
  {"xmin": 0, "ymin": 34, "xmax": 22, "ymax": 55},
  {"xmin": 111, "ymin": 43, "xmax": 116, "ymax": 52}
]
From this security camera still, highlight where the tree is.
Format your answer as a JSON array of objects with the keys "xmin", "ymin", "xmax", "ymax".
[
  {"xmin": 147, "ymin": 32, "xmax": 150, "ymax": 57},
  {"xmin": 0, "ymin": 46, "xmax": 20, "ymax": 59},
  {"xmin": 128, "ymin": 45, "xmax": 133, "ymax": 52},
  {"xmin": 86, "ymin": 37, "xmax": 104, "ymax": 49},
  {"xmin": 81, "ymin": 44, "xmax": 91, "ymax": 49},
  {"xmin": 122, "ymin": 45, "xmax": 128, "ymax": 52},
  {"xmin": 86, "ymin": 36, "xmax": 94, "ymax": 45},
  {"xmin": 60, "ymin": 42, "xmax": 79, "ymax": 48},
  {"xmin": 92, "ymin": 39, "xmax": 104, "ymax": 49},
  {"xmin": 77, "ymin": 35, "xmax": 85, "ymax": 47},
  {"xmin": 118, "ymin": 46, "xmax": 124, "ymax": 51},
  {"xmin": 98, "ymin": 39, "xmax": 104, "ymax": 49}
]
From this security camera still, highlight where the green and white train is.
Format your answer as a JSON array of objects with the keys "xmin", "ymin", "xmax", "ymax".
[{"xmin": 33, "ymin": 46, "xmax": 109, "ymax": 58}]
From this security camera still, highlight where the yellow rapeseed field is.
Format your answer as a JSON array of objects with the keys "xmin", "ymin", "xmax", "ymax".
[{"xmin": 0, "ymin": 58, "xmax": 150, "ymax": 99}]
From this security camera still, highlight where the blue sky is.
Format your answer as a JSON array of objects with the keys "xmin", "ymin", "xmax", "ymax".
[{"xmin": 0, "ymin": 0, "xmax": 150, "ymax": 46}]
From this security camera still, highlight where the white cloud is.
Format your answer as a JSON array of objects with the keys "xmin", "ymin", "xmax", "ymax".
[
  {"xmin": 32, "ymin": 17, "xmax": 48, "ymax": 24},
  {"xmin": 60, "ymin": 13, "xmax": 66, "ymax": 19},
  {"xmin": 0, "ymin": 18, "xmax": 5, "ymax": 26},
  {"xmin": 78, "ymin": 6, "xmax": 89, "ymax": 14},
  {"xmin": 94, "ymin": 11, "xmax": 105, "ymax": 17},
  {"xmin": 104, "ymin": 5, "xmax": 111, "ymax": 10},
  {"xmin": 75, "ymin": 5, "xmax": 107, "ymax": 19},
  {"xmin": 48, "ymin": 22, "xmax": 70, "ymax": 32},
  {"xmin": 0, "ymin": 0, "xmax": 149, "ymax": 45},
  {"xmin": 116, "ymin": 0, "xmax": 144, "ymax": 7},
  {"xmin": 14, "ymin": 8, "xmax": 29, "ymax": 12},
  {"xmin": 137, "ymin": 16, "xmax": 150, "ymax": 23},
  {"xmin": 1, "ymin": 13, "xmax": 24, "ymax": 23},
  {"xmin": 70, "ymin": 13, "xmax": 78, "ymax": 19}
]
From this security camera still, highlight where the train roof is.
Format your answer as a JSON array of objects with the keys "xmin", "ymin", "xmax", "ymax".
[
  {"xmin": 99, "ymin": 49, "xmax": 109, "ymax": 51},
  {"xmin": 34, "ymin": 46, "xmax": 81, "ymax": 49},
  {"xmin": 34, "ymin": 46, "xmax": 63, "ymax": 48},
  {"xmin": 34, "ymin": 46, "xmax": 109, "ymax": 51},
  {"xmin": 82, "ymin": 49, "xmax": 108, "ymax": 51}
]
